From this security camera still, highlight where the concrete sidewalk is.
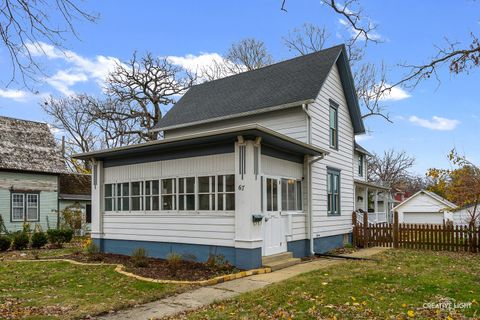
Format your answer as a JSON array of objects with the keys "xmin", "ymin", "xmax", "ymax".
[{"xmin": 96, "ymin": 247, "xmax": 388, "ymax": 320}]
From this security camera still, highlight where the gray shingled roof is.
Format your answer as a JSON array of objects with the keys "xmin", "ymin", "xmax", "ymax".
[
  {"xmin": 0, "ymin": 116, "xmax": 66, "ymax": 174},
  {"xmin": 154, "ymin": 44, "xmax": 364, "ymax": 133},
  {"xmin": 354, "ymin": 142, "xmax": 372, "ymax": 156}
]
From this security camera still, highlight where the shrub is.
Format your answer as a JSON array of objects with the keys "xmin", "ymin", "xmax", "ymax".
[
  {"xmin": 47, "ymin": 229, "xmax": 74, "ymax": 246},
  {"xmin": 131, "ymin": 248, "xmax": 149, "ymax": 268},
  {"xmin": 167, "ymin": 253, "xmax": 182, "ymax": 266},
  {"xmin": 86, "ymin": 242, "xmax": 100, "ymax": 255},
  {"xmin": 206, "ymin": 254, "xmax": 230, "ymax": 270},
  {"xmin": 30, "ymin": 231, "xmax": 48, "ymax": 249},
  {"xmin": 0, "ymin": 236, "xmax": 11, "ymax": 251},
  {"xmin": 61, "ymin": 207, "xmax": 83, "ymax": 231},
  {"xmin": 11, "ymin": 231, "xmax": 29, "ymax": 250}
]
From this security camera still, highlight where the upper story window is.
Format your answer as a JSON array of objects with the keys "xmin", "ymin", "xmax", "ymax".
[
  {"xmin": 327, "ymin": 169, "xmax": 340, "ymax": 216},
  {"xmin": 358, "ymin": 154, "xmax": 364, "ymax": 177},
  {"xmin": 329, "ymin": 101, "xmax": 338, "ymax": 149},
  {"xmin": 11, "ymin": 192, "xmax": 39, "ymax": 222}
]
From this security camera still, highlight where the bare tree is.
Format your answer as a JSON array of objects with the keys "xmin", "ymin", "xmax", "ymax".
[
  {"xmin": 0, "ymin": 0, "xmax": 97, "ymax": 86},
  {"xmin": 43, "ymin": 94, "xmax": 138, "ymax": 172},
  {"xmin": 283, "ymin": 24, "xmax": 329, "ymax": 56},
  {"xmin": 202, "ymin": 38, "xmax": 273, "ymax": 81},
  {"xmin": 101, "ymin": 52, "xmax": 196, "ymax": 140},
  {"xmin": 367, "ymin": 149, "xmax": 416, "ymax": 188}
]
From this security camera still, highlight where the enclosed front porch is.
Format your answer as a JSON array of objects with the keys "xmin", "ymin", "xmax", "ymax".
[{"xmin": 354, "ymin": 180, "xmax": 393, "ymax": 224}]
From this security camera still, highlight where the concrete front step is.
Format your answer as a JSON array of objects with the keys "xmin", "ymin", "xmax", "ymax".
[{"xmin": 262, "ymin": 252, "xmax": 301, "ymax": 271}]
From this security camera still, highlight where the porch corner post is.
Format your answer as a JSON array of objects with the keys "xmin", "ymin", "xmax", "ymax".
[
  {"xmin": 393, "ymin": 211, "xmax": 399, "ymax": 248},
  {"xmin": 91, "ymin": 159, "xmax": 104, "ymax": 250},
  {"xmin": 363, "ymin": 209, "xmax": 369, "ymax": 247}
]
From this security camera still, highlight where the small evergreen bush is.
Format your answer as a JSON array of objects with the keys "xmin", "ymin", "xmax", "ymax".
[
  {"xmin": 11, "ymin": 231, "xmax": 29, "ymax": 250},
  {"xmin": 0, "ymin": 236, "xmax": 11, "ymax": 251},
  {"xmin": 30, "ymin": 231, "xmax": 48, "ymax": 249}
]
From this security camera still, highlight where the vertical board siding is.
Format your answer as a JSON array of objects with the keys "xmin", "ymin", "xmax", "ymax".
[
  {"xmin": 310, "ymin": 63, "xmax": 355, "ymax": 237},
  {"xmin": 0, "ymin": 172, "xmax": 58, "ymax": 231},
  {"xmin": 165, "ymin": 108, "xmax": 308, "ymax": 143},
  {"xmin": 101, "ymin": 153, "xmax": 236, "ymax": 246}
]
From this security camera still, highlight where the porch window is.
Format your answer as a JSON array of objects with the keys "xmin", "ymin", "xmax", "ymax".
[
  {"xmin": 105, "ymin": 184, "xmax": 115, "ymax": 211},
  {"xmin": 145, "ymin": 180, "xmax": 160, "ymax": 211},
  {"xmin": 179, "ymin": 177, "xmax": 195, "ymax": 210},
  {"xmin": 327, "ymin": 169, "xmax": 340, "ymax": 215},
  {"xmin": 198, "ymin": 176, "xmax": 215, "ymax": 211},
  {"xmin": 11, "ymin": 193, "xmax": 39, "ymax": 222},
  {"xmin": 161, "ymin": 178, "xmax": 176, "ymax": 210},
  {"xmin": 358, "ymin": 154, "xmax": 364, "ymax": 176},
  {"xmin": 130, "ymin": 181, "xmax": 143, "ymax": 211},
  {"xmin": 266, "ymin": 178, "xmax": 278, "ymax": 212},
  {"xmin": 218, "ymin": 174, "xmax": 235, "ymax": 211},
  {"xmin": 281, "ymin": 179, "xmax": 302, "ymax": 211},
  {"xmin": 329, "ymin": 101, "xmax": 338, "ymax": 149},
  {"xmin": 116, "ymin": 182, "xmax": 129, "ymax": 211}
]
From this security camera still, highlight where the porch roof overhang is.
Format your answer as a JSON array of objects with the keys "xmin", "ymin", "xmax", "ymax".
[
  {"xmin": 354, "ymin": 179, "xmax": 390, "ymax": 191},
  {"xmin": 74, "ymin": 124, "xmax": 329, "ymax": 163}
]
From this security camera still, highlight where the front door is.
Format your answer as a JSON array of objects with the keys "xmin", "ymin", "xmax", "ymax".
[{"xmin": 263, "ymin": 178, "xmax": 287, "ymax": 256}]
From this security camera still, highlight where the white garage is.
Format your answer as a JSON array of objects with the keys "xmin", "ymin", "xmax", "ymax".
[{"xmin": 393, "ymin": 190, "xmax": 457, "ymax": 225}]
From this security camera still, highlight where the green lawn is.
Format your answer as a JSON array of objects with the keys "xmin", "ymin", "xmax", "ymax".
[
  {"xmin": 0, "ymin": 261, "xmax": 183, "ymax": 319},
  {"xmin": 179, "ymin": 250, "xmax": 480, "ymax": 319}
]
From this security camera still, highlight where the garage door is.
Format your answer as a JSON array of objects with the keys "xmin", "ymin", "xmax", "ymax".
[{"xmin": 404, "ymin": 212, "xmax": 444, "ymax": 224}]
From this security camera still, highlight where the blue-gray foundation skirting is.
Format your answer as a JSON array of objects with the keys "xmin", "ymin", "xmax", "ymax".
[
  {"xmin": 287, "ymin": 233, "xmax": 352, "ymax": 258},
  {"xmin": 92, "ymin": 238, "xmax": 262, "ymax": 270},
  {"xmin": 93, "ymin": 233, "xmax": 351, "ymax": 270}
]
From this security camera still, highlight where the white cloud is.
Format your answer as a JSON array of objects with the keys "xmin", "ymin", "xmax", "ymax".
[
  {"xmin": 26, "ymin": 41, "xmax": 120, "ymax": 94},
  {"xmin": 408, "ymin": 115, "xmax": 460, "ymax": 131},
  {"xmin": 0, "ymin": 89, "xmax": 30, "ymax": 102},
  {"xmin": 167, "ymin": 53, "xmax": 224, "ymax": 74},
  {"xmin": 355, "ymin": 134, "xmax": 373, "ymax": 142},
  {"xmin": 377, "ymin": 84, "xmax": 411, "ymax": 101}
]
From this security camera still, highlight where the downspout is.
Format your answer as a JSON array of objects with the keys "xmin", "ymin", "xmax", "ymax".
[
  {"xmin": 308, "ymin": 155, "xmax": 323, "ymax": 255},
  {"xmin": 302, "ymin": 103, "xmax": 325, "ymax": 256}
]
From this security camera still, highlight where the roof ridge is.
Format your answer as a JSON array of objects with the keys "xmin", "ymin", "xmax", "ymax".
[
  {"xmin": 0, "ymin": 115, "xmax": 47, "ymax": 126},
  {"xmin": 190, "ymin": 44, "xmax": 345, "ymax": 89}
]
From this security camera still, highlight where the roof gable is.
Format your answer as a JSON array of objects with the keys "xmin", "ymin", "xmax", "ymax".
[
  {"xmin": 393, "ymin": 189, "xmax": 458, "ymax": 211},
  {"xmin": 0, "ymin": 116, "xmax": 66, "ymax": 174},
  {"xmin": 154, "ymin": 44, "xmax": 365, "ymax": 134}
]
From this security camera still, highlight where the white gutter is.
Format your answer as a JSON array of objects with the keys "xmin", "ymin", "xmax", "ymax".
[
  {"xmin": 302, "ymin": 103, "xmax": 325, "ymax": 255},
  {"xmin": 308, "ymin": 155, "xmax": 324, "ymax": 255}
]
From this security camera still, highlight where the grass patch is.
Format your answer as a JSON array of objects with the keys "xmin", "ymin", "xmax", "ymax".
[
  {"xmin": 178, "ymin": 250, "xmax": 480, "ymax": 319},
  {"xmin": 0, "ymin": 260, "xmax": 183, "ymax": 319}
]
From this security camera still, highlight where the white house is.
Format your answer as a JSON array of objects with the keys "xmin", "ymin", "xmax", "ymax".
[
  {"xmin": 76, "ymin": 44, "xmax": 381, "ymax": 269},
  {"xmin": 393, "ymin": 190, "xmax": 457, "ymax": 224}
]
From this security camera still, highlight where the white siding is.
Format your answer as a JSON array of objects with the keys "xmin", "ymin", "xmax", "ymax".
[
  {"xmin": 165, "ymin": 107, "xmax": 308, "ymax": 143},
  {"xmin": 310, "ymin": 63, "xmax": 355, "ymax": 237},
  {"xmin": 101, "ymin": 153, "xmax": 236, "ymax": 247}
]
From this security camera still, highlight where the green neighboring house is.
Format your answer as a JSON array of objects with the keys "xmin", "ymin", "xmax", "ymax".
[{"xmin": 0, "ymin": 116, "xmax": 91, "ymax": 233}]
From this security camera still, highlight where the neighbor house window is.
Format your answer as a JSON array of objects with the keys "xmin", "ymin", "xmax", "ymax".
[
  {"xmin": 281, "ymin": 179, "xmax": 302, "ymax": 211},
  {"xmin": 266, "ymin": 178, "xmax": 278, "ymax": 212},
  {"xmin": 145, "ymin": 180, "xmax": 160, "ymax": 211},
  {"xmin": 104, "ymin": 184, "xmax": 115, "ymax": 211},
  {"xmin": 358, "ymin": 154, "xmax": 364, "ymax": 177},
  {"xmin": 116, "ymin": 182, "xmax": 129, "ymax": 211},
  {"xmin": 179, "ymin": 177, "xmax": 195, "ymax": 210},
  {"xmin": 130, "ymin": 181, "xmax": 143, "ymax": 211},
  {"xmin": 329, "ymin": 101, "xmax": 338, "ymax": 149},
  {"xmin": 327, "ymin": 169, "xmax": 340, "ymax": 215},
  {"xmin": 11, "ymin": 193, "xmax": 39, "ymax": 222},
  {"xmin": 161, "ymin": 178, "xmax": 176, "ymax": 210},
  {"xmin": 198, "ymin": 176, "xmax": 215, "ymax": 211},
  {"xmin": 218, "ymin": 174, "xmax": 235, "ymax": 211}
]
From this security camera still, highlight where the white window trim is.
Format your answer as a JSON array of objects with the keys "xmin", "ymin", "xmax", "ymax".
[
  {"xmin": 11, "ymin": 192, "xmax": 39, "ymax": 222},
  {"xmin": 11, "ymin": 193, "xmax": 25, "ymax": 222}
]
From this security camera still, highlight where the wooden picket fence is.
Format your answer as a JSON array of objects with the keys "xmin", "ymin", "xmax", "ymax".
[{"xmin": 352, "ymin": 211, "xmax": 480, "ymax": 253}]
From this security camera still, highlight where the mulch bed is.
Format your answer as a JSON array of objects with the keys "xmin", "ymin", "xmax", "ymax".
[{"xmin": 56, "ymin": 252, "xmax": 239, "ymax": 282}]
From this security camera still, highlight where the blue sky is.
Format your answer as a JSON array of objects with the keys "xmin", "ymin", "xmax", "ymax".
[{"xmin": 0, "ymin": 0, "xmax": 478, "ymax": 175}]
